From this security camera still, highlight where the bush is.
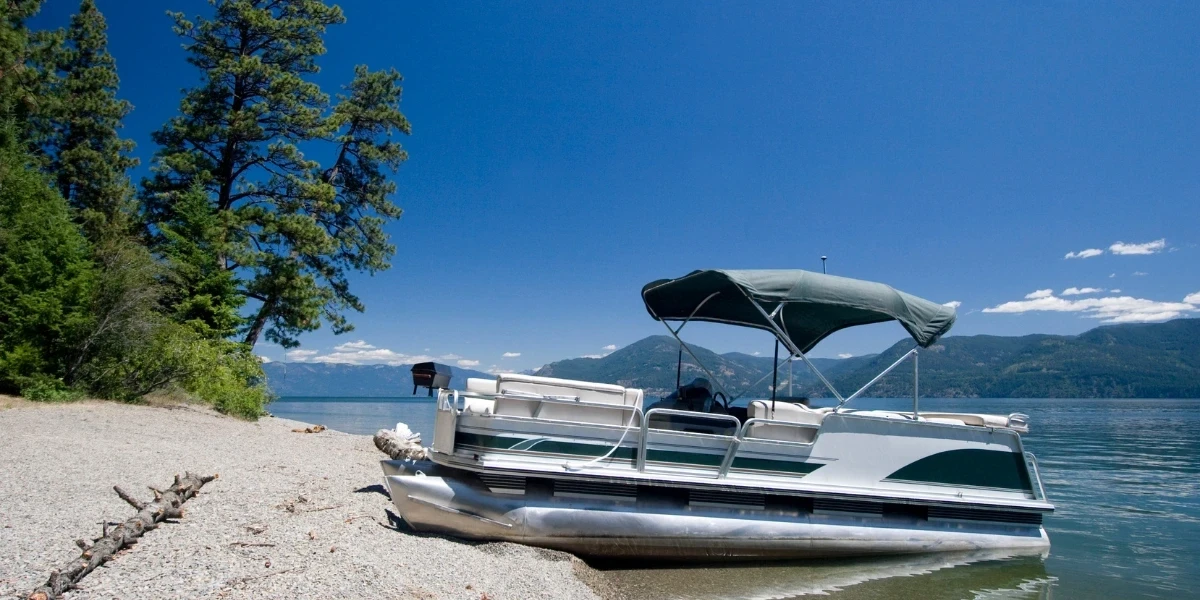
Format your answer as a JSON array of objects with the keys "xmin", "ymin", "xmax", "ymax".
[
  {"xmin": 19, "ymin": 374, "xmax": 85, "ymax": 402},
  {"xmin": 180, "ymin": 338, "xmax": 271, "ymax": 419}
]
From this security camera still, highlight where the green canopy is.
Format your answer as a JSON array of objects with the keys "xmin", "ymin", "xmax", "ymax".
[{"xmin": 641, "ymin": 270, "xmax": 956, "ymax": 353}]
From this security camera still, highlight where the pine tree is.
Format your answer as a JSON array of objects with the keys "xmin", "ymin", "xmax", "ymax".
[
  {"xmin": 142, "ymin": 0, "xmax": 409, "ymax": 348},
  {"xmin": 0, "ymin": 142, "xmax": 96, "ymax": 394},
  {"xmin": 0, "ymin": 0, "xmax": 53, "ymax": 148},
  {"xmin": 42, "ymin": 0, "xmax": 138, "ymax": 235}
]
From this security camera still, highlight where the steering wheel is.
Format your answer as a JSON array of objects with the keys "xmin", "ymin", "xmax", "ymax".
[{"xmin": 713, "ymin": 391, "xmax": 729, "ymax": 411}]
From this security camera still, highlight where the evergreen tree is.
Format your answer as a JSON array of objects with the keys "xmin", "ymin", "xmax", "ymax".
[
  {"xmin": 0, "ymin": 0, "xmax": 52, "ymax": 147},
  {"xmin": 142, "ymin": 0, "xmax": 409, "ymax": 348},
  {"xmin": 0, "ymin": 142, "xmax": 95, "ymax": 395},
  {"xmin": 42, "ymin": 0, "xmax": 138, "ymax": 235}
]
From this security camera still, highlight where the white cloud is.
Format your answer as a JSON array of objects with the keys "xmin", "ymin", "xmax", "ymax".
[
  {"xmin": 1132, "ymin": 271, "xmax": 1148, "ymax": 276},
  {"xmin": 487, "ymin": 366, "xmax": 518, "ymax": 375},
  {"xmin": 333, "ymin": 340, "xmax": 375, "ymax": 352},
  {"xmin": 1109, "ymin": 273, "xmax": 1116, "ymax": 278},
  {"xmin": 1062, "ymin": 287, "xmax": 1104, "ymax": 296},
  {"xmin": 257, "ymin": 355, "xmax": 272, "ymax": 363},
  {"xmin": 1110, "ymin": 239, "xmax": 1166, "ymax": 255},
  {"xmin": 457, "ymin": 359, "xmax": 480, "ymax": 367},
  {"xmin": 602, "ymin": 344, "xmax": 617, "ymax": 351},
  {"xmin": 580, "ymin": 354, "xmax": 606, "ymax": 359},
  {"xmin": 502, "ymin": 352, "xmax": 521, "ymax": 358},
  {"xmin": 286, "ymin": 349, "xmax": 318, "ymax": 361},
  {"xmin": 314, "ymin": 348, "xmax": 438, "ymax": 365},
  {"xmin": 983, "ymin": 290, "xmax": 1198, "ymax": 324},
  {"xmin": 942, "ymin": 301, "xmax": 962, "ymax": 309},
  {"xmin": 837, "ymin": 353, "xmax": 853, "ymax": 359},
  {"xmin": 1025, "ymin": 289, "xmax": 1054, "ymax": 299},
  {"xmin": 752, "ymin": 351, "xmax": 761, "ymax": 356},
  {"xmin": 1110, "ymin": 289, "xmax": 1122, "ymax": 293},
  {"xmin": 288, "ymin": 341, "xmax": 479, "ymax": 366},
  {"xmin": 1064, "ymin": 248, "xmax": 1104, "ymax": 259}
]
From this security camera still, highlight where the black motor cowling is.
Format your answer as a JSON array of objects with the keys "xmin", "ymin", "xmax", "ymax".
[{"xmin": 411, "ymin": 362, "xmax": 452, "ymax": 396}]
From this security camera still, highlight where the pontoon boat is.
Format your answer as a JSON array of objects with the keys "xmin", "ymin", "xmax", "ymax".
[{"xmin": 382, "ymin": 269, "xmax": 1052, "ymax": 559}]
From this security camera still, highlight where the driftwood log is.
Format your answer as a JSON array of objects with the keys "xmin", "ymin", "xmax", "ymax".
[
  {"xmin": 374, "ymin": 428, "xmax": 428, "ymax": 460},
  {"xmin": 27, "ymin": 472, "xmax": 218, "ymax": 600}
]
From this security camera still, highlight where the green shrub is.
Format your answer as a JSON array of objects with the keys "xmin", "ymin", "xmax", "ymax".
[
  {"xmin": 19, "ymin": 374, "xmax": 85, "ymax": 402},
  {"xmin": 181, "ymin": 338, "xmax": 271, "ymax": 419}
]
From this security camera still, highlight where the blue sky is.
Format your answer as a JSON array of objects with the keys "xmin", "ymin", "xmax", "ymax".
[{"xmin": 33, "ymin": 1, "xmax": 1200, "ymax": 373}]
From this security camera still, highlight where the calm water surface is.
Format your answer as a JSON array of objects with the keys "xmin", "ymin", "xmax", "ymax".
[{"xmin": 268, "ymin": 397, "xmax": 1200, "ymax": 599}]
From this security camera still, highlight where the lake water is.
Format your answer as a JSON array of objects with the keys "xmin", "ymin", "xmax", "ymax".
[{"xmin": 268, "ymin": 397, "xmax": 1200, "ymax": 599}]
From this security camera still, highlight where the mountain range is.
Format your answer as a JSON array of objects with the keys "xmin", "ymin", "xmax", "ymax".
[
  {"xmin": 263, "ymin": 318, "xmax": 1200, "ymax": 398},
  {"xmin": 261, "ymin": 362, "xmax": 496, "ymax": 397}
]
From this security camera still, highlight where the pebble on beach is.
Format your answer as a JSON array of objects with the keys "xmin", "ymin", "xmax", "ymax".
[{"xmin": 0, "ymin": 400, "xmax": 610, "ymax": 599}]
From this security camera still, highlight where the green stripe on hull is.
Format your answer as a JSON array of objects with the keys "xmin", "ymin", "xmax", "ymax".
[
  {"xmin": 731, "ymin": 456, "xmax": 824, "ymax": 475},
  {"xmin": 886, "ymin": 449, "xmax": 1033, "ymax": 492},
  {"xmin": 456, "ymin": 432, "xmax": 824, "ymax": 475}
]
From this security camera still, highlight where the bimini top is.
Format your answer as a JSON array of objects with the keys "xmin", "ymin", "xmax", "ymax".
[{"xmin": 642, "ymin": 269, "xmax": 956, "ymax": 354}]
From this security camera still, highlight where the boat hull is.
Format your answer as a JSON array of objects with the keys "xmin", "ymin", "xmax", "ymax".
[{"xmin": 382, "ymin": 460, "xmax": 1049, "ymax": 560}]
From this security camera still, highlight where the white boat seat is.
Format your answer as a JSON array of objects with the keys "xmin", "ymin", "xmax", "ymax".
[
  {"xmin": 916, "ymin": 412, "xmax": 1027, "ymax": 432},
  {"xmin": 491, "ymin": 373, "xmax": 643, "ymax": 426},
  {"xmin": 465, "ymin": 378, "xmax": 497, "ymax": 395},
  {"xmin": 745, "ymin": 400, "xmax": 825, "ymax": 443},
  {"xmin": 462, "ymin": 397, "xmax": 495, "ymax": 415},
  {"xmin": 923, "ymin": 417, "xmax": 966, "ymax": 426}
]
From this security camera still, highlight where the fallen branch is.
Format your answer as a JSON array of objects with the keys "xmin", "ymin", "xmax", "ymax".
[
  {"xmin": 291, "ymin": 424, "xmax": 326, "ymax": 433},
  {"xmin": 27, "ymin": 472, "xmax": 218, "ymax": 600},
  {"xmin": 374, "ymin": 427, "xmax": 427, "ymax": 460}
]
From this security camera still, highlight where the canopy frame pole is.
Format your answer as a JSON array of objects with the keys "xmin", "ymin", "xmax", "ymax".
[
  {"xmin": 729, "ymin": 352, "xmax": 794, "ymax": 402},
  {"xmin": 840, "ymin": 347, "xmax": 919, "ymax": 408},
  {"xmin": 646, "ymin": 292, "xmax": 735, "ymax": 401},
  {"xmin": 736, "ymin": 288, "xmax": 846, "ymax": 404},
  {"xmin": 675, "ymin": 345, "xmax": 683, "ymax": 391},
  {"xmin": 771, "ymin": 339, "xmax": 779, "ymax": 411},
  {"xmin": 913, "ymin": 349, "xmax": 919, "ymax": 418}
]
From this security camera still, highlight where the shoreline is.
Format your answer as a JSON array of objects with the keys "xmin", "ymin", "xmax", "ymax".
[{"xmin": 0, "ymin": 399, "xmax": 613, "ymax": 599}]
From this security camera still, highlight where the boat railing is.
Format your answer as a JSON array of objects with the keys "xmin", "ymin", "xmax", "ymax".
[
  {"xmin": 493, "ymin": 390, "xmax": 641, "ymax": 420},
  {"xmin": 636, "ymin": 408, "xmax": 741, "ymax": 473},
  {"xmin": 716, "ymin": 418, "xmax": 820, "ymax": 477},
  {"xmin": 1024, "ymin": 452, "xmax": 1047, "ymax": 501}
]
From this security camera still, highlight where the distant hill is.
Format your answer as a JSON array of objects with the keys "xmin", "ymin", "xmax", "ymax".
[
  {"xmin": 262, "ymin": 319, "xmax": 1200, "ymax": 399},
  {"xmin": 534, "ymin": 319, "xmax": 1200, "ymax": 399},
  {"xmin": 825, "ymin": 318, "xmax": 1200, "ymax": 398},
  {"xmin": 533, "ymin": 335, "xmax": 876, "ymax": 397},
  {"xmin": 262, "ymin": 362, "xmax": 493, "ymax": 397}
]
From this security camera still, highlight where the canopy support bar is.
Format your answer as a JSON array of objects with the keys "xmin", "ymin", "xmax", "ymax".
[
  {"xmin": 840, "ymin": 347, "xmax": 919, "ymax": 410},
  {"xmin": 736, "ymin": 288, "xmax": 846, "ymax": 403},
  {"xmin": 646, "ymin": 292, "xmax": 735, "ymax": 401}
]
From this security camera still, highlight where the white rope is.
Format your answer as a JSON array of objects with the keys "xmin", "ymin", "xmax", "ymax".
[{"xmin": 562, "ymin": 407, "xmax": 641, "ymax": 471}]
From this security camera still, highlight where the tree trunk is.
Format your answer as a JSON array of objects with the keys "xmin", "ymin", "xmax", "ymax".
[
  {"xmin": 243, "ymin": 295, "xmax": 276, "ymax": 347},
  {"xmin": 27, "ymin": 472, "xmax": 218, "ymax": 600}
]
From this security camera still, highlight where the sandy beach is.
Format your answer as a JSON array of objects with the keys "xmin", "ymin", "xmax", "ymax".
[{"xmin": 0, "ymin": 399, "xmax": 609, "ymax": 599}]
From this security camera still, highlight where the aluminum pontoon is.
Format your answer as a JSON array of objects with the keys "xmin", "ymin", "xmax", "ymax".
[{"xmin": 382, "ymin": 269, "xmax": 1052, "ymax": 559}]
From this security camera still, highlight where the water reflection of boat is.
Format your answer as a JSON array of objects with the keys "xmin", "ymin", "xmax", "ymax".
[
  {"xmin": 595, "ymin": 548, "xmax": 1053, "ymax": 600},
  {"xmin": 383, "ymin": 270, "xmax": 1054, "ymax": 559}
]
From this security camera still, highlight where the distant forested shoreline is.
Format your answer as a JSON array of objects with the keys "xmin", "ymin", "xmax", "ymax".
[{"xmin": 260, "ymin": 318, "xmax": 1200, "ymax": 399}]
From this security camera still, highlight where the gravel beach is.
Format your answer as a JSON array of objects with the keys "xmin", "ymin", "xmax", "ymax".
[{"xmin": 0, "ymin": 398, "xmax": 609, "ymax": 599}]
